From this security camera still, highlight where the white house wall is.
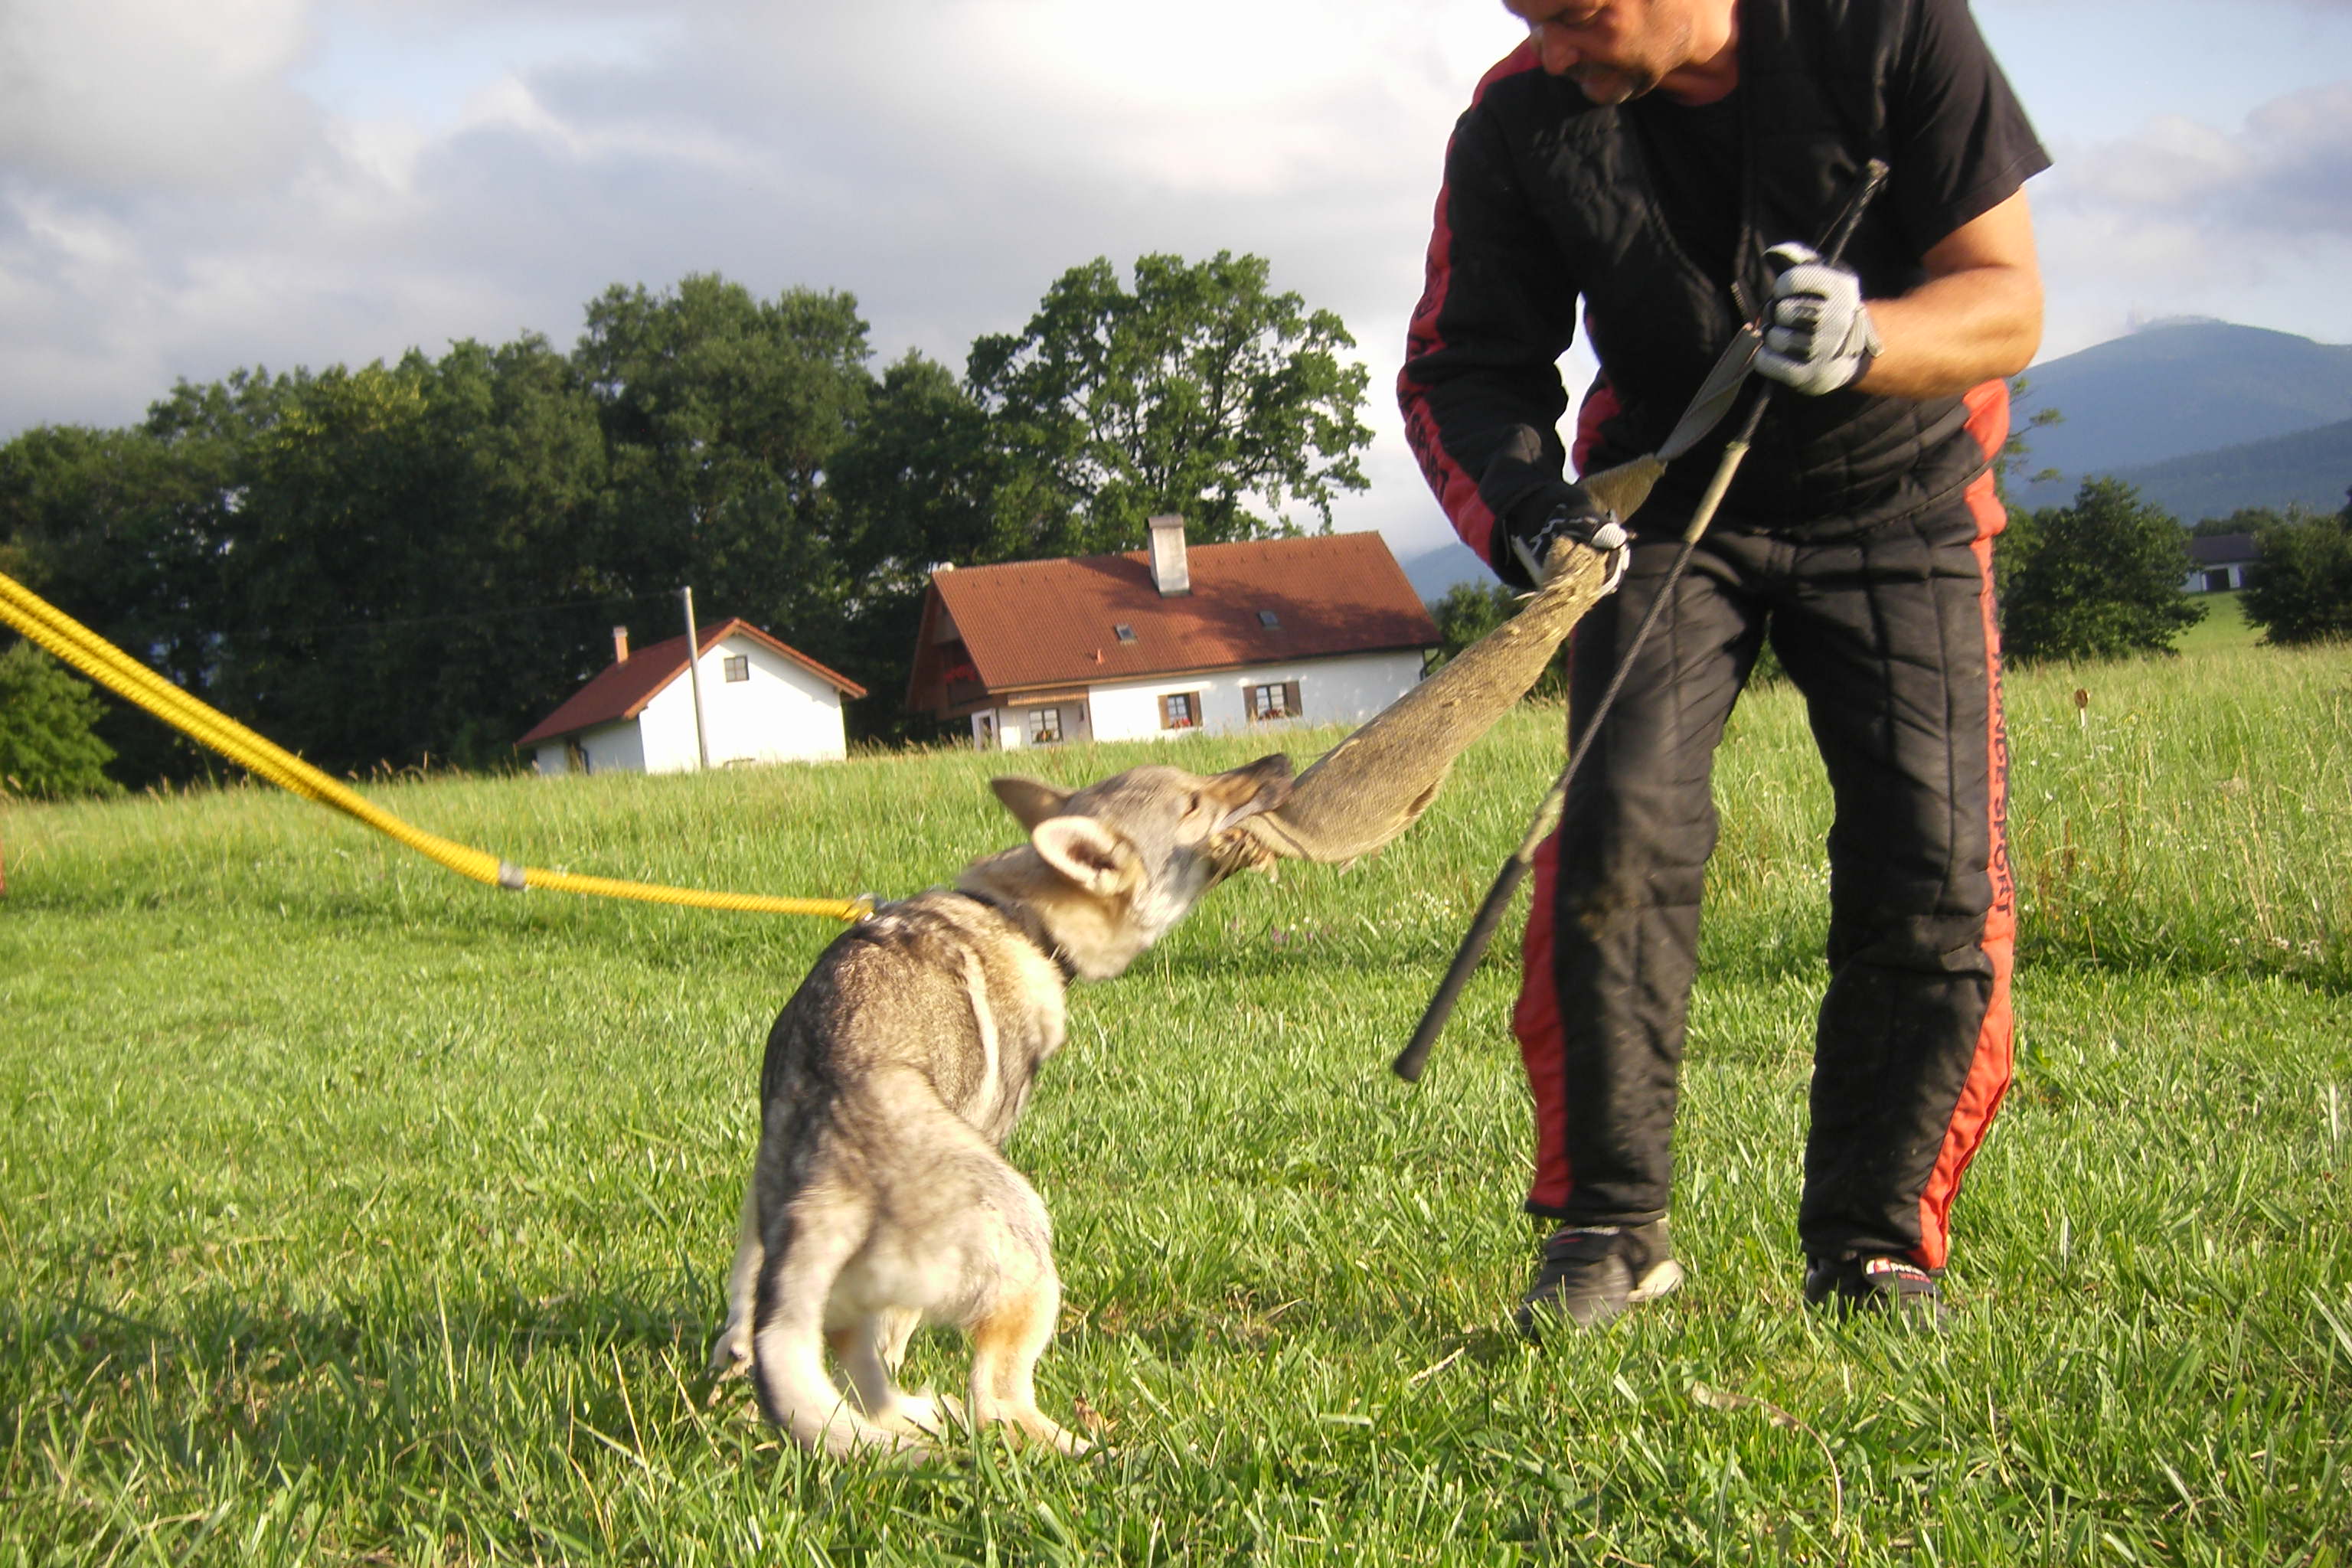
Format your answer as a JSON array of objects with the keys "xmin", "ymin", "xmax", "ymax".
[
  {"xmin": 1087, "ymin": 651, "xmax": 1426, "ymax": 741},
  {"xmin": 973, "ymin": 698, "xmax": 1093, "ymax": 751},
  {"xmin": 637, "ymin": 635, "xmax": 851, "ymax": 771},
  {"xmin": 533, "ymin": 720, "xmax": 645, "ymax": 776},
  {"xmin": 972, "ymin": 651, "xmax": 1425, "ymax": 749}
]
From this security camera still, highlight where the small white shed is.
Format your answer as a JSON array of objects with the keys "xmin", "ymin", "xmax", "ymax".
[{"xmin": 518, "ymin": 619, "xmax": 866, "ymax": 775}]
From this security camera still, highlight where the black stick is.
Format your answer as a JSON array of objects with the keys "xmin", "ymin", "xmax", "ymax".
[{"xmin": 1393, "ymin": 158, "xmax": 1889, "ymax": 1084}]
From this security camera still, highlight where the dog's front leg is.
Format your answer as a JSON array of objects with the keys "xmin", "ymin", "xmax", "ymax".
[{"xmin": 707, "ymin": 1181, "xmax": 763, "ymax": 1378}]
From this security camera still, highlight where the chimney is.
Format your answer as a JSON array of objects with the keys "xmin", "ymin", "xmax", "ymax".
[
  {"xmin": 612, "ymin": 626, "xmax": 630, "ymax": 664},
  {"xmin": 1147, "ymin": 514, "xmax": 1191, "ymax": 597}
]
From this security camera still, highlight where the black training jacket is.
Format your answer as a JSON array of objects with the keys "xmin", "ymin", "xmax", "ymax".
[{"xmin": 1400, "ymin": 0, "xmax": 2050, "ymax": 563}]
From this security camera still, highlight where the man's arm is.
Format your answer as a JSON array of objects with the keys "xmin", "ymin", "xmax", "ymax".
[
  {"xmin": 1852, "ymin": 181, "xmax": 2043, "ymax": 400},
  {"xmin": 1399, "ymin": 64, "xmax": 1583, "ymax": 575}
]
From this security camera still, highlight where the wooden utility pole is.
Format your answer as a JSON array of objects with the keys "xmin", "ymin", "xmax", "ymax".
[{"xmin": 681, "ymin": 586, "xmax": 711, "ymax": 771}]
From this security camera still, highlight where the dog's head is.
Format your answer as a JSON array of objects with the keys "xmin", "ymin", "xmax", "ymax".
[{"xmin": 973, "ymin": 753, "xmax": 1293, "ymax": 980}]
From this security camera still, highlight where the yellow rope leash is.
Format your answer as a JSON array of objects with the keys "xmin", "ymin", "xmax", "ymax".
[{"xmin": 0, "ymin": 570, "xmax": 871, "ymax": 923}]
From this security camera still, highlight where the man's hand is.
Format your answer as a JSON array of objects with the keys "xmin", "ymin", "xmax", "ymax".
[
  {"xmin": 1756, "ymin": 242, "xmax": 1883, "ymax": 396},
  {"xmin": 1504, "ymin": 482, "xmax": 1628, "ymax": 593}
]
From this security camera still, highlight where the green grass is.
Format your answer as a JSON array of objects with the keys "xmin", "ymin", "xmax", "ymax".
[
  {"xmin": 2174, "ymin": 591, "xmax": 2258, "ymax": 655},
  {"xmin": 3, "ymin": 641, "xmax": 2348, "ymax": 1565}
]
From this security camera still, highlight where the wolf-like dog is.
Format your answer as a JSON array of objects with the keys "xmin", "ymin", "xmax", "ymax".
[{"xmin": 708, "ymin": 753, "xmax": 1293, "ymax": 1458}]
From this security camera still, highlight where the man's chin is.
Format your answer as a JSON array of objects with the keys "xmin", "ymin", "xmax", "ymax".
[{"xmin": 1571, "ymin": 67, "xmax": 1655, "ymax": 105}]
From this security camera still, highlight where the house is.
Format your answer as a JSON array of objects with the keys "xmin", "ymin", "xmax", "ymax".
[
  {"xmin": 905, "ymin": 517, "xmax": 1442, "ymax": 750},
  {"xmin": 2184, "ymin": 532, "xmax": 2259, "ymax": 593},
  {"xmin": 518, "ymin": 619, "xmax": 866, "ymax": 775}
]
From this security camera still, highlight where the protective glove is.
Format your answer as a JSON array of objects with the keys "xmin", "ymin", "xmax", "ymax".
[
  {"xmin": 1501, "ymin": 481, "xmax": 1629, "ymax": 593},
  {"xmin": 1755, "ymin": 241, "xmax": 1883, "ymax": 396}
]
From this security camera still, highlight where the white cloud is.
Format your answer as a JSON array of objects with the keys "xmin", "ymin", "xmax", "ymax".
[
  {"xmin": 2033, "ymin": 80, "xmax": 2352, "ymax": 352},
  {"xmin": 0, "ymin": 0, "xmax": 319, "ymax": 189}
]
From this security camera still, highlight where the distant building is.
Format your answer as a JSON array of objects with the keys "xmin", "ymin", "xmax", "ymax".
[
  {"xmin": 518, "ymin": 619, "xmax": 865, "ymax": 775},
  {"xmin": 2184, "ymin": 533, "xmax": 2259, "ymax": 593},
  {"xmin": 906, "ymin": 518, "xmax": 1442, "ymax": 750}
]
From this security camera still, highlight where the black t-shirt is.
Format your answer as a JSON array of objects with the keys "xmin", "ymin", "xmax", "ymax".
[{"xmin": 1625, "ymin": 0, "xmax": 2049, "ymax": 294}]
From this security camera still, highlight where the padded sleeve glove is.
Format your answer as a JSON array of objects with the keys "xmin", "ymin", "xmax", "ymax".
[
  {"xmin": 1500, "ymin": 481, "xmax": 1629, "ymax": 593},
  {"xmin": 1755, "ymin": 241, "xmax": 1883, "ymax": 396}
]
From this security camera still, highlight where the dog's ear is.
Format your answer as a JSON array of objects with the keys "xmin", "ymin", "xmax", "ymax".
[
  {"xmin": 991, "ymin": 776, "xmax": 1073, "ymax": 832},
  {"xmin": 1030, "ymin": 815, "xmax": 1139, "ymax": 897},
  {"xmin": 1205, "ymin": 753, "xmax": 1295, "ymax": 835}
]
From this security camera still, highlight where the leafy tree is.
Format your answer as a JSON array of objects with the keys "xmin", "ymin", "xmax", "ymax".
[
  {"xmin": 824, "ymin": 352, "xmax": 1009, "ymax": 740},
  {"xmin": 2002, "ymin": 477, "xmax": 2203, "ymax": 662},
  {"xmin": 967, "ymin": 252, "xmax": 1371, "ymax": 553},
  {"xmin": 1992, "ymin": 374, "xmax": 2063, "ymax": 498},
  {"xmin": 2242, "ymin": 504, "xmax": 2352, "ymax": 645},
  {"xmin": 577, "ymin": 276, "xmax": 872, "ymax": 662},
  {"xmin": 2190, "ymin": 506, "xmax": 2285, "ymax": 538},
  {"xmin": 1429, "ymin": 580, "xmax": 1517, "ymax": 660},
  {"xmin": 0, "ymin": 642, "xmax": 119, "ymax": 799}
]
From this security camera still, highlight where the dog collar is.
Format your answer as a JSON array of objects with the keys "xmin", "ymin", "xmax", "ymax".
[{"xmin": 952, "ymin": 890, "xmax": 1079, "ymax": 982}]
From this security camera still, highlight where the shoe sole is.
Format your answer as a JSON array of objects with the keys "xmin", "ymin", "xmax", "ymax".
[{"xmin": 1628, "ymin": 1258, "xmax": 1685, "ymax": 1305}]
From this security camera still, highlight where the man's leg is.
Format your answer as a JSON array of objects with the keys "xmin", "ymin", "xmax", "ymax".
[
  {"xmin": 1513, "ymin": 531, "xmax": 1764, "ymax": 1326},
  {"xmin": 1773, "ymin": 479, "xmax": 2016, "ymax": 1297}
]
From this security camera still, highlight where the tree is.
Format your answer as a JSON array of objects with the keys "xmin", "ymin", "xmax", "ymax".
[
  {"xmin": 0, "ymin": 642, "xmax": 119, "ymax": 799},
  {"xmin": 1429, "ymin": 580, "xmax": 1517, "ymax": 661},
  {"xmin": 2242, "ymin": 501, "xmax": 2352, "ymax": 645},
  {"xmin": 2190, "ymin": 506, "xmax": 2285, "ymax": 538},
  {"xmin": 1992, "ymin": 374, "xmax": 2063, "ymax": 498},
  {"xmin": 2001, "ymin": 477, "xmax": 2204, "ymax": 662},
  {"xmin": 577, "ymin": 276, "xmax": 872, "ymax": 656},
  {"xmin": 967, "ymin": 253, "xmax": 1372, "ymax": 554}
]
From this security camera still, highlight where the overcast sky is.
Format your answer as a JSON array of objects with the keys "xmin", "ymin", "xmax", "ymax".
[{"xmin": 7, "ymin": 0, "xmax": 2352, "ymax": 571}]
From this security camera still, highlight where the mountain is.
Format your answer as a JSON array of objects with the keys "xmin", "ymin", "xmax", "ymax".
[
  {"xmin": 2094, "ymin": 418, "xmax": 2352, "ymax": 524},
  {"xmin": 2014, "ymin": 320, "xmax": 2352, "ymax": 509},
  {"xmin": 1400, "ymin": 538, "xmax": 1493, "ymax": 601}
]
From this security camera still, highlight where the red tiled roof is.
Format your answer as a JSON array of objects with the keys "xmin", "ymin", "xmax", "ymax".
[
  {"xmin": 2187, "ymin": 533, "xmax": 2259, "ymax": 566},
  {"xmin": 516, "ymin": 618, "xmax": 866, "ymax": 748},
  {"xmin": 910, "ymin": 532, "xmax": 1439, "ymax": 710}
]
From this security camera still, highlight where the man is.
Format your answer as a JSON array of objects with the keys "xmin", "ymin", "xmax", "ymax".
[{"xmin": 1399, "ymin": 0, "xmax": 2046, "ymax": 1328}]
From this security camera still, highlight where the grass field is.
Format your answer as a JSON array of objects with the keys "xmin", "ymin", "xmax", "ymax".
[{"xmin": 3, "ymin": 639, "xmax": 2348, "ymax": 1565}]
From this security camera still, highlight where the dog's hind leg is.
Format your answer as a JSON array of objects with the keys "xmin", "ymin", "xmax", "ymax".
[
  {"xmin": 837, "ymin": 1312, "xmax": 943, "ymax": 1439},
  {"xmin": 707, "ymin": 1180, "xmax": 763, "ymax": 1378},
  {"xmin": 753, "ymin": 1199, "xmax": 926, "ymax": 1459},
  {"xmin": 964, "ymin": 1185, "xmax": 1089, "ymax": 1456}
]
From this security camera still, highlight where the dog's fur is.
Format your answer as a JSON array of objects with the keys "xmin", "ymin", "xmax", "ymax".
[{"xmin": 708, "ymin": 754, "xmax": 1293, "ymax": 1458}]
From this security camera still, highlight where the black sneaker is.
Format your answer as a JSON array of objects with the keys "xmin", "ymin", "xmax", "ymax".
[
  {"xmin": 1803, "ymin": 1254, "xmax": 1948, "ymax": 1325},
  {"xmin": 1513, "ymin": 1220, "xmax": 1684, "ymax": 1337}
]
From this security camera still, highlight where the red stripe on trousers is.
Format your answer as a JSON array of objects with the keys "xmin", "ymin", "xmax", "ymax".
[
  {"xmin": 1913, "ymin": 381, "xmax": 2020, "ymax": 1268},
  {"xmin": 1515, "ymin": 825, "xmax": 1573, "ymax": 1212}
]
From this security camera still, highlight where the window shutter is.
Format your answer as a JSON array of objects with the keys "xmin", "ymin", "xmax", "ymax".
[{"xmin": 1283, "ymin": 680, "xmax": 1302, "ymax": 717}]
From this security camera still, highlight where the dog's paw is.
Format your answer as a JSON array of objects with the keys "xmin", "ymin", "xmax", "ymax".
[
  {"xmin": 874, "ymin": 1390, "xmax": 946, "ymax": 1439},
  {"xmin": 703, "ymin": 1338, "xmax": 753, "ymax": 1386}
]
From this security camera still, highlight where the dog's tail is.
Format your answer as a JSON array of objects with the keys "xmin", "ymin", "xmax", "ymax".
[{"xmin": 749, "ymin": 1191, "xmax": 921, "ymax": 1459}]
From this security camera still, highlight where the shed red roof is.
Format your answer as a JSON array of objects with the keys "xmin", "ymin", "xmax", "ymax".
[
  {"xmin": 908, "ymin": 531, "xmax": 1439, "ymax": 712},
  {"xmin": 516, "ymin": 618, "xmax": 866, "ymax": 748}
]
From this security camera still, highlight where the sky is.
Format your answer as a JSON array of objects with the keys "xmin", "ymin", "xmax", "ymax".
[{"xmin": 6, "ymin": 0, "xmax": 2352, "ymax": 577}]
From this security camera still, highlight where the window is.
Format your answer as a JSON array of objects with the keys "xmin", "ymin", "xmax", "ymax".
[
  {"xmin": 1161, "ymin": 691, "xmax": 1200, "ymax": 730},
  {"xmin": 1027, "ymin": 707, "xmax": 1063, "ymax": 744},
  {"xmin": 723, "ymin": 654, "xmax": 750, "ymax": 683},
  {"xmin": 1257, "ymin": 609, "xmax": 1281, "ymax": 628},
  {"xmin": 1250, "ymin": 681, "xmax": 1302, "ymax": 721},
  {"xmin": 1114, "ymin": 623, "xmax": 1138, "ymax": 643}
]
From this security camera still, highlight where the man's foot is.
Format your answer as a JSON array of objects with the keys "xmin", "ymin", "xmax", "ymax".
[
  {"xmin": 1513, "ymin": 1220, "xmax": 1684, "ymax": 1337},
  {"xmin": 1803, "ymin": 1254, "xmax": 1948, "ymax": 1326}
]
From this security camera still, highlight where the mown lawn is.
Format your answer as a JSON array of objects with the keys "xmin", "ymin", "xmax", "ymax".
[{"xmin": 2, "ymin": 639, "xmax": 2347, "ymax": 1565}]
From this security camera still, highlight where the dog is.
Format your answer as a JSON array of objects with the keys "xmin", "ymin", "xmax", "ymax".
[{"xmin": 707, "ymin": 753, "xmax": 1293, "ymax": 1458}]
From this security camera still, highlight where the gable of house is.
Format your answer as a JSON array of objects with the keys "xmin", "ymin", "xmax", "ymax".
[{"xmin": 519, "ymin": 618, "xmax": 864, "ymax": 750}]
